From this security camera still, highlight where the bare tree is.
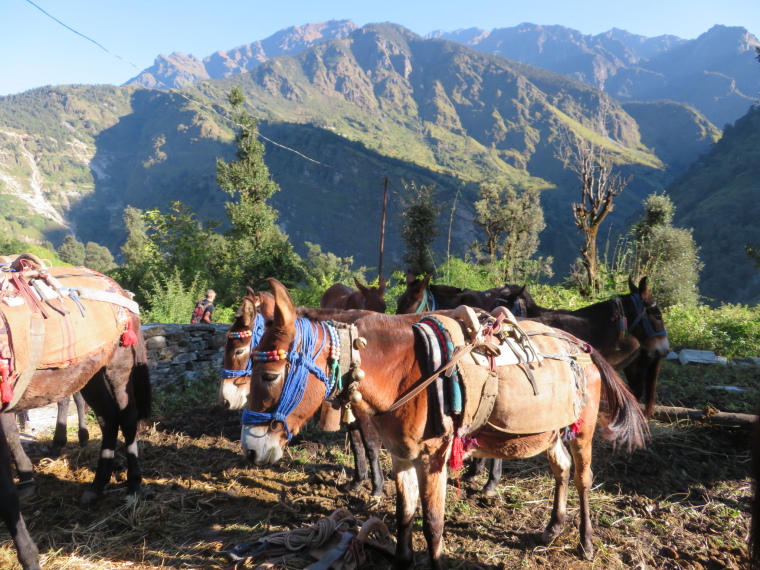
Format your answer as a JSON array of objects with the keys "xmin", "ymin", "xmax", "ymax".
[{"xmin": 557, "ymin": 114, "xmax": 631, "ymax": 295}]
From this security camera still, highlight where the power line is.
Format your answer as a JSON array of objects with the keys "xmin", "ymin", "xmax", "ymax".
[{"xmin": 22, "ymin": 0, "xmax": 335, "ymax": 170}]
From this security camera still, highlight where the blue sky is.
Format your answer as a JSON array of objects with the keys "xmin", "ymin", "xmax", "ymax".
[{"xmin": 1, "ymin": 0, "xmax": 758, "ymax": 96}]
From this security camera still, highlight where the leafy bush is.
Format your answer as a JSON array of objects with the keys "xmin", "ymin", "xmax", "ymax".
[
  {"xmin": 141, "ymin": 269, "xmax": 207, "ymax": 324},
  {"xmin": 663, "ymin": 303, "xmax": 760, "ymax": 357}
]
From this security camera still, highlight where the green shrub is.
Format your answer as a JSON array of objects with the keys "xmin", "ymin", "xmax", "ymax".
[
  {"xmin": 141, "ymin": 269, "xmax": 207, "ymax": 324},
  {"xmin": 663, "ymin": 303, "xmax": 760, "ymax": 357}
]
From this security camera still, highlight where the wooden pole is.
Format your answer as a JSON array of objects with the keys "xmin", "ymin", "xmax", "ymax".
[{"xmin": 378, "ymin": 176, "xmax": 388, "ymax": 281}]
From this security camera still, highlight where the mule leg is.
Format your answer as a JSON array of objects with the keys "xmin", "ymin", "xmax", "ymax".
[
  {"xmin": 415, "ymin": 451, "xmax": 449, "ymax": 570},
  {"xmin": 73, "ymin": 391, "xmax": 90, "ymax": 447},
  {"xmin": 482, "ymin": 459, "xmax": 503, "ymax": 497},
  {"xmin": 0, "ymin": 413, "xmax": 35, "ymax": 496},
  {"xmin": 541, "ymin": 436, "xmax": 572, "ymax": 544},
  {"xmin": 345, "ymin": 421, "xmax": 369, "ymax": 492},
  {"xmin": 358, "ymin": 414, "xmax": 384, "ymax": 497},
  {"xmin": 50, "ymin": 396, "xmax": 70, "ymax": 457},
  {"xmin": 0, "ymin": 420, "xmax": 40, "ymax": 570},
  {"xmin": 392, "ymin": 456, "xmax": 419, "ymax": 569},
  {"xmin": 462, "ymin": 457, "xmax": 486, "ymax": 483},
  {"xmin": 569, "ymin": 434, "xmax": 595, "ymax": 559},
  {"xmin": 79, "ymin": 372, "xmax": 120, "ymax": 504}
]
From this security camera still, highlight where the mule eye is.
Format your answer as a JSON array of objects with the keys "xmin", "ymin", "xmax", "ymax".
[
  {"xmin": 235, "ymin": 348, "xmax": 247, "ymax": 357},
  {"xmin": 261, "ymin": 371, "xmax": 280, "ymax": 383}
]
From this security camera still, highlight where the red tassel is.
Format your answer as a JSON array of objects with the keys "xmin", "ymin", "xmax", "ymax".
[
  {"xmin": 121, "ymin": 320, "xmax": 138, "ymax": 346},
  {"xmin": 0, "ymin": 363, "xmax": 12, "ymax": 404},
  {"xmin": 449, "ymin": 436, "xmax": 465, "ymax": 471}
]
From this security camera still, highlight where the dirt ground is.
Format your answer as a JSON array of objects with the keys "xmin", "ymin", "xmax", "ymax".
[{"xmin": 0, "ymin": 403, "xmax": 753, "ymax": 569}]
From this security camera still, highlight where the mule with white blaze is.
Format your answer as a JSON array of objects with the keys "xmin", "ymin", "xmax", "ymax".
[{"xmin": 243, "ymin": 279, "xmax": 649, "ymax": 569}]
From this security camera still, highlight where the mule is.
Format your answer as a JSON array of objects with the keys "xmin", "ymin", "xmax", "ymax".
[
  {"xmin": 16, "ymin": 390, "xmax": 89, "ymax": 458},
  {"xmin": 221, "ymin": 287, "xmax": 385, "ymax": 496},
  {"xmin": 468, "ymin": 276, "xmax": 668, "ymax": 495},
  {"xmin": 0, "ymin": 262, "xmax": 151, "ymax": 504},
  {"xmin": 0, "ymin": 417, "xmax": 40, "ymax": 570},
  {"xmin": 500, "ymin": 276, "xmax": 668, "ymax": 414},
  {"xmin": 395, "ymin": 271, "xmax": 520, "ymax": 314},
  {"xmin": 320, "ymin": 277, "xmax": 387, "ymax": 313},
  {"xmin": 242, "ymin": 279, "xmax": 649, "ymax": 568}
]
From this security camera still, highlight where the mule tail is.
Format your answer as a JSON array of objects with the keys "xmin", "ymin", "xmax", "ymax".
[
  {"xmin": 130, "ymin": 314, "xmax": 152, "ymax": 421},
  {"xmin": 591, "ymin": 349, "xmax": 649, "ymax": 452}
]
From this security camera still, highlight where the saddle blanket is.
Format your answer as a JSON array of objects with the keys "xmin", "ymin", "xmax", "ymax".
[
  {"xmin": 0, "ymin": 265, "xmax": 135, "ymax": 386},
  {"xmin": 419, "ymin": 308, "xmax": 590, "ymax": 435}
]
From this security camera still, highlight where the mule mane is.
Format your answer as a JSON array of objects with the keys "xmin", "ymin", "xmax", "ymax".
[{"xmin": 429, "ymin": 284, "xmax": 465, "ymax": 295}]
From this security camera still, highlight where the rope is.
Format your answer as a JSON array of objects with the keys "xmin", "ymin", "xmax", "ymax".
[{"xmin": 262, "ymin": 512, "xmax": 358, "ymax": 552}]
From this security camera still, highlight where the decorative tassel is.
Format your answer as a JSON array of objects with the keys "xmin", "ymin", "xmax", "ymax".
[
  {"xmin": 449, "ymin": 435, "xmax": 477, "ymax": 471},
  {"xmin": 562, "ymin": 418, "xmax": 585, "ymax": 441},
  {"xmin": 0, "ymin": 362, "xmax": 12, "ymax": 404},
  {"xmin": 121, "ymin": 320, "xmax": 138, "ymax": 346}
]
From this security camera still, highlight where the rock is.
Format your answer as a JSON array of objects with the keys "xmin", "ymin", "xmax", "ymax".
[{"xmin": 678, "ymin": 349, "xmax": 720, "ymax": 365}]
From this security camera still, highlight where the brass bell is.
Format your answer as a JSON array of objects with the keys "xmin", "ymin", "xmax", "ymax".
[
  {"xmin": 354, "ymin": 337, "xmax": 367, "ymax": 349},
  {"xmin": 351, "ymin": 367, "xmax": 365, "ymax": 382},
  {"xmin": 349, "ymin": 389, "xmax": 363, "ymax": 404},
  {"xmin": 342, "ymin": 403, "xmax": 356, "ymax": 424}
]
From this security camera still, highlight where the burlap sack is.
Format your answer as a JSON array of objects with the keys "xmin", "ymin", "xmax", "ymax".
[{"xmin": 436, "ymin": 315, "xmax": 587, "ymax": 435}]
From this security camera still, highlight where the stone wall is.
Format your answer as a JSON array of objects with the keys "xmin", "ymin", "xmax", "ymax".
[{"xmin": 142, "ymin": 323, "xmax": 229, "ymax": 390}]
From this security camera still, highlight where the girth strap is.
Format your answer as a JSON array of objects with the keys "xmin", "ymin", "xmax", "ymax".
[{"xmin": 4, "ymin": 318, "xmax": 45, "ymax": 411}]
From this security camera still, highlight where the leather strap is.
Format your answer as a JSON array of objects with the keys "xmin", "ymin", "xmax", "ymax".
[
  {"xmin": 381, "ymin": 342, "xmax": 476, "ymax": 414},
  {"xmin": 5, "ymin": 317, "xmax": 46, "ymax": 411}
]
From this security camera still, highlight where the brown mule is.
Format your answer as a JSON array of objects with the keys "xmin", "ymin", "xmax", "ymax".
[
  {"xmin": 242, "ymin": 279, "xmax": 649, "ymax": 569},
  {"xmin": 396, "ymin": 271, "xmax": 520, "ymax": 314},
  {"xmin": 320, "ymin": 277, "xmax": 387, "ymax": 313},
  {"xmin": 221, "ymin": 287, "xmax": 385, "ymax": 496}
]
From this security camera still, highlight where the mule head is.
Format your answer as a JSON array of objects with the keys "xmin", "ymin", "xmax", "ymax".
[
  {"xmin": 220, "ymin": 287, "xmax": 264, "ymax": 410},
  {"xmin": 355, "ymin": 277, "xmax": 388, "ymax": 313},
  {"xmin": 241, "ymin": 279, "xmax": 327, "ymax": 466},
  {"xmin": 395, "ymin": 273, "xmax": 431, "ymax": 314},
  {"xmin": 627, "ymin": 276, "xmax": 669, "ymax": 359}
]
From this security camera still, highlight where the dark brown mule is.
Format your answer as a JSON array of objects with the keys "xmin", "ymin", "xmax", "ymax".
[
  {"xmin": 320, "ymin": 277, "xmax": 387, "ymax": 313},
  {"xmin": 221, "ymin": 288, "xmax": 384, "ymax": 496},
  {"xmin": 0, "ymin": 265, "xmax": 151, "ymax": 505},
  {"xmin": 242, "ymin": 279, "xmax": 649, "ymax": 569},
  {"xmin": 16, "ymin": 391, "xmax": 89, "ymax": 459},
  {"xmin": 396, "ymin": 271, "xmax": 519, "ymax": 314},
  {"xmin": 470, "ymin": 276, "xmax": 668, "ymax": 495},
  {"xmin": 501, "ymin": 276, "xmax": 669, "ymax": 414},
  {"xmin": 0, "ymin": 417, "xmax": 40, "ymax": 570}
]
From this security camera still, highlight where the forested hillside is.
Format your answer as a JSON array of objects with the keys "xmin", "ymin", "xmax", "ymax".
[
  {"xmin": 0, "ymin": 23, "xmax": 754, "ymax": 303},
  {"xmin": 668, "ymin": 104, "xmax": 760, "ymax": 305}
]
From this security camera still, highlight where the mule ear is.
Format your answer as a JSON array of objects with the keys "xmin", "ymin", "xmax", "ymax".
[
  {"xmin": 378, "ymin": 277, "xmax": 387, "ymax": 293},
  {"xmin": 638, "ymin": 276, "xmax": 651, "ymax": 301},
  {"xmin": 354, "ymin": 277, "xmax": 368, "ymax": 293},
  {"xmin": 237, "ymin": 296, "xmax": 256, "ymax": 328},
  {"xmin": 405, "ymin": 270, "xmax": 417, "ymax": 285},
  {"xmin": 421, "ymin": 273, "xmax": 432, "ymax": 288},
  {"xmin": 268, "ymin": 278, "xmax": 295, "ymax": 333},
  {"xmin": 246, "ymin": 286, "xmax": 261, "ymax": 308},
  {"xmin": 628, "ymin": 275, "xmax": 639, "ymax": 295}
]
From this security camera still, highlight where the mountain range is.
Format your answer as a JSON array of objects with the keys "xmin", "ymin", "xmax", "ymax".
[{"xmin": 1, "ymin": 21, "xmax": 758, "ymax": 304}]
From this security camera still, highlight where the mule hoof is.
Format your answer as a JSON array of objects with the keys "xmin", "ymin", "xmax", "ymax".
[
  {"xmin": 79, "ymin": 490, "xmax": 99, "ymax": 505},
  {"xmin": 78, "ymin": 429, "xmax": 90, "ymax": 447},
  {"xmin": 579, "ymin": 541, "xmax": 594, "ymax": 561},
  {"xmin": 343, "ymin": 479, "xmax": 363, "ymax": 493},
  {"xmin": 16, "ymin": 479, "xmax": 37, "ymax": 499}
]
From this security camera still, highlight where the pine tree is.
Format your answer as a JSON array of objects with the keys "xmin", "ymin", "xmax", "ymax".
[
  {"xmin": 399, "ymin": 182, "xmax": 441, "ymax": 276},
  {"xmin": 57, "ymin": 235, "xmax": 85, "ymax": 266},
  {"xmin": 215, "ymin": 87, "xmax": 301, "ymax": 288}
]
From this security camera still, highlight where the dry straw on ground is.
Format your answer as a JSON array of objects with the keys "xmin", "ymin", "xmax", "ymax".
[{"xmin": 0, "ymin": 405, "xmax": 753, "ymax": 569}]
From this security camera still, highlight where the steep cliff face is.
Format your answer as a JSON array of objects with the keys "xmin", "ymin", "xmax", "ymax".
[{"xmin": 430, "ymin": 23, "xmax": 759, "ymax": 127}]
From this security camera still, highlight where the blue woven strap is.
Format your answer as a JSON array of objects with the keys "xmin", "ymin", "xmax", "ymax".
[
  {"xmin": 222, "ymin": 313, "xmax": 265, "ymax": 379},
  {"xmin": 241, "ymin": 318, "xmax": 332, "ymax": 440}
]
